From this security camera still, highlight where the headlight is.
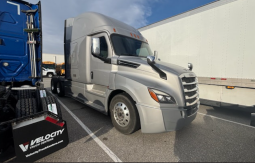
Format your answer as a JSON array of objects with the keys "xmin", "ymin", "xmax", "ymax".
[{"xmin": 148, "ymin": 88, "xmax": 176, "ymax": 104}]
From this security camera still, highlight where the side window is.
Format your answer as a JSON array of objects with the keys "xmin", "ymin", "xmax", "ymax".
[{"xmin": 99, "ymin": 37, "xmax": 108, "ymax": 59}]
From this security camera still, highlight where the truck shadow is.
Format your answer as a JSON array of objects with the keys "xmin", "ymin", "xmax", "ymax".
[
  {"xmin": 173, "ymin": 106, "xmax": 254, "ymax": 162},
  {"xmin": 56, "ymin": 95, "xmax": 114, "ymax": 145}
]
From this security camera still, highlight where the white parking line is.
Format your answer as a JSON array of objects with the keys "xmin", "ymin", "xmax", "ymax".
[
  {"xmin": 197, "ymin": 112, "xmax": 255, "ymax": 129},
  {"xmin": 50, "ymin": 93, "xmax": 122, "ymax": 162}
]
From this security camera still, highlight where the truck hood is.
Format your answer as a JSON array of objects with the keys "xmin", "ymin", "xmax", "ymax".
[{"xmin": 118, "ymin": 56, "xmax": 192, "ymax": 76}]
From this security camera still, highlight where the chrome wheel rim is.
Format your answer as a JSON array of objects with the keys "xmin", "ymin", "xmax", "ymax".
[
  {"xmin": 57, "ymin": 83, "xmax": 60, "ymax": 94},
  {"xmin": 113, "ymin": 102, "xmax": 130, "ymax": 127}
]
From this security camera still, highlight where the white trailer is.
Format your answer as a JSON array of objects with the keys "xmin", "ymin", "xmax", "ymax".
[{"xmin": 139, "ymin": 0, "xmax": 255, "ymax": 110}]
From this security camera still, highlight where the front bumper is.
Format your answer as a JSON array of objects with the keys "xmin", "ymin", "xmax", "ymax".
[{"xmin": 136, "ymin": 102, "xmax": 199, "ymax": 133}]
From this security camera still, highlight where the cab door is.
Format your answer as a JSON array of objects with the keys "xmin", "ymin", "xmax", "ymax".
[{"xmin": 90, "ymin": 33, "xmax": 112, "ymax": 87}]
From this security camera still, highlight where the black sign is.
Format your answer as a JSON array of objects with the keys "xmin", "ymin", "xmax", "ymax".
[{"xmin": 13, "ymin": 118, "xmax": 69, "ymax": 162}]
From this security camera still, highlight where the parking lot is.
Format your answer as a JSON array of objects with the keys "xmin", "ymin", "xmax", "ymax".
[{"xmin": 2, "ymin": 78, "xmax": 255, "ymax": 162}]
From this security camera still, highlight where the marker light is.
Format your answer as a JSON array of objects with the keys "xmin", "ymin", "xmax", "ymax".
[
  {"xmin": 113, "ymin": 28, "xmax": 116, "ymax": 32},
  {"xmin": 226, "ymin": 86, "xmax": 235, "ymax": 89}
]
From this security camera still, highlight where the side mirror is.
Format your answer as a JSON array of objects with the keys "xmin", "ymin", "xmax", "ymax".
[
  {"xmin": 154, "ymin": 51, "xmax": 158, "ymax": 60},
  {"xmin": 188, "ymin": 63, "xmax": 193, "ymax": 71},
  {"xmin": 147, "ymin": 56, "xmax": 155, "ymax": 65},
  {"xmin": 91, "ymin": 38, "xmax": 100, "ymax": 55}
]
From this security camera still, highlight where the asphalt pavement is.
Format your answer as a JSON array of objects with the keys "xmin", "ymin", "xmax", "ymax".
[{"xmin": 2, "ymin": 78, "xmax": 255, "ymax": 162}]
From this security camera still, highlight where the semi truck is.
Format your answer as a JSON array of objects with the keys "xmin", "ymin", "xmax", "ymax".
[
  {"xmin": 42, "ymin": 61, "xmax": 57, "ymax": 77},
  {"xmin": 139, "ymin": 0, "xmax": 255, "ymax": 111},
  {"xmin": 0, "ymin": 0, "xmax": 68, "ymax": 161},
  {"xmin": 51, "ymin": 12, "xmax": 199, "ymax": 134},
  {"xmin": 55, "ymin": 62, "xmax": 65, "ymax": 76}
]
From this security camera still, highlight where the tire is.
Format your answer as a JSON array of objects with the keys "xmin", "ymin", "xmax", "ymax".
[
  {"xmin": 36, "ymin": 88, "xmax": 48, "ymax": 112},
  {"xmin": 0, "ymin": 86, "xmax": 6, "ymax": 97},
  {"xmin": 41, "ymin": 96, "xmax": 61, "ymax": 116},
  {"xmin": 51, "ymin": 79, "xmax": 57, "ymax": 94},
  {"xmin": 18, "ymin": 89, "xmax": 33, "ymax": 100},
  {"xmin": 16, "ymin": 98, "xmax": 37, "ymax": 118},
  {"xmin": 57, "ymin": 81, "xmax": 65, "ymax": 97},
  {"xmin": 110, "ymin": 93, "xmax": 140, "ymax": 135},
  {"xmin": 47, "ymin": 73, "xmax": 53, "ymax": 78}
]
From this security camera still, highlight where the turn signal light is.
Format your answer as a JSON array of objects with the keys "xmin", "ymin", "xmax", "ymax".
[
  {"xmin": 226, "ymin": 86, "xmax": 235, "ymax": 89},
  {"xmin": 148, "ymin": 89, "xmax": 159, "ymax": 102}
]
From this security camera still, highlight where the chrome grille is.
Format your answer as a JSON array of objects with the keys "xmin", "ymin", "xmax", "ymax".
[
  {"xmin": 180, "ymin": 73, "xmax": 199, "ymax": 106},
  {"xmin": 182, "ymin": 77, "xmax": 196, "ymax": 83}
]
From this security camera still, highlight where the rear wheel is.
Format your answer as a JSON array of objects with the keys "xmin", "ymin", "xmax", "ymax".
[
  {"xmin": 18, "ymin": 89, "xmax": 33, "ymax": 100},
  {"xmin": 0, "ymin": 86, "xmax": 6, "ymax": 96},
  {"xmin": 57, "ymin": 81, "xmax": 65, "ymax": 97},
  {"xmin": 16, "ymin": 98, "xmax": 37, "ymax": 118},
  {"xmin": 110, "ymin": 93, "xmax": 140, "ymax": 135},
  {"xmin": 51, "ymin": 79, "xmax": 57, "ymax": 94},
  {"xmin": 41, "ymin": 96, "xmax": 61, "ymax": 115}
]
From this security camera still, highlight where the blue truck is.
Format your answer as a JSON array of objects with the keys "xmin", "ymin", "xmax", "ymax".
[{"xmin": 0, "ymin": 0, "xmax": 68, "ymax": 161}]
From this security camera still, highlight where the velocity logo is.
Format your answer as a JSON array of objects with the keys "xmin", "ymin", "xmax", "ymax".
[
  {"xmin": 19, "ymin": 142, "xmax": 29, "ymax": 152},
  {"xmin": 19, "ymin": 129, "xmax": 65, "ymax": 152}
]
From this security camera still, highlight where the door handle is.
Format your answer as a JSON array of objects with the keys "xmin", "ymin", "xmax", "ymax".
[{"xmin": 91, "ymin": 71, "xmax": 93, "ymax": 79}]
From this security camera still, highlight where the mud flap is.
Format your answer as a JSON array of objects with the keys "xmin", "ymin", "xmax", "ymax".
[{"xmin": 12, "ymin": 115, "xmax": 69, "ymax": 162}]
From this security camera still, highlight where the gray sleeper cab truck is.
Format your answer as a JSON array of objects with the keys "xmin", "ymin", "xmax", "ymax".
[{"xmin": 51, "ymin": 12, "xmax": 199, "ymax": 134}]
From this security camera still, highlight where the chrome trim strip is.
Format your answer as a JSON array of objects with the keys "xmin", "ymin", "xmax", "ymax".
[
  {"xmin": 185, "ymin": 93, "xmax": 198, "ymax": 99},
  {"xmin": 186, "ymin": 98, "xmax": 199, "ymax": 106},
  {"xmin": 184, "ymin": 87, "xmax": 198, "ymax": 92}
]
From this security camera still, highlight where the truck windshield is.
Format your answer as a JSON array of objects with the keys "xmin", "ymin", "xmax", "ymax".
[{"xmin": 111, "ymin": 34, "xmax": 153, "ymax": 57}]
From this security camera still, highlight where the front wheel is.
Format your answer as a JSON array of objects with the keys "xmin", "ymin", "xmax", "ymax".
[{"xmin": 110, "ymin": 93, "xmax": 140, "ymax": 135}]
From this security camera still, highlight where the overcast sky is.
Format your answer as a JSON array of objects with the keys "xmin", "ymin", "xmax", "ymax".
[{"xmin": 25, "ymin": 0, "xmax": 215, "ymax": 55}]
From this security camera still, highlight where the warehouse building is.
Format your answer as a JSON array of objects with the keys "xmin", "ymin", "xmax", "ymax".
[{"xmin": 42, "ymin": 53, "xmax": 64, "ymax": 64}]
